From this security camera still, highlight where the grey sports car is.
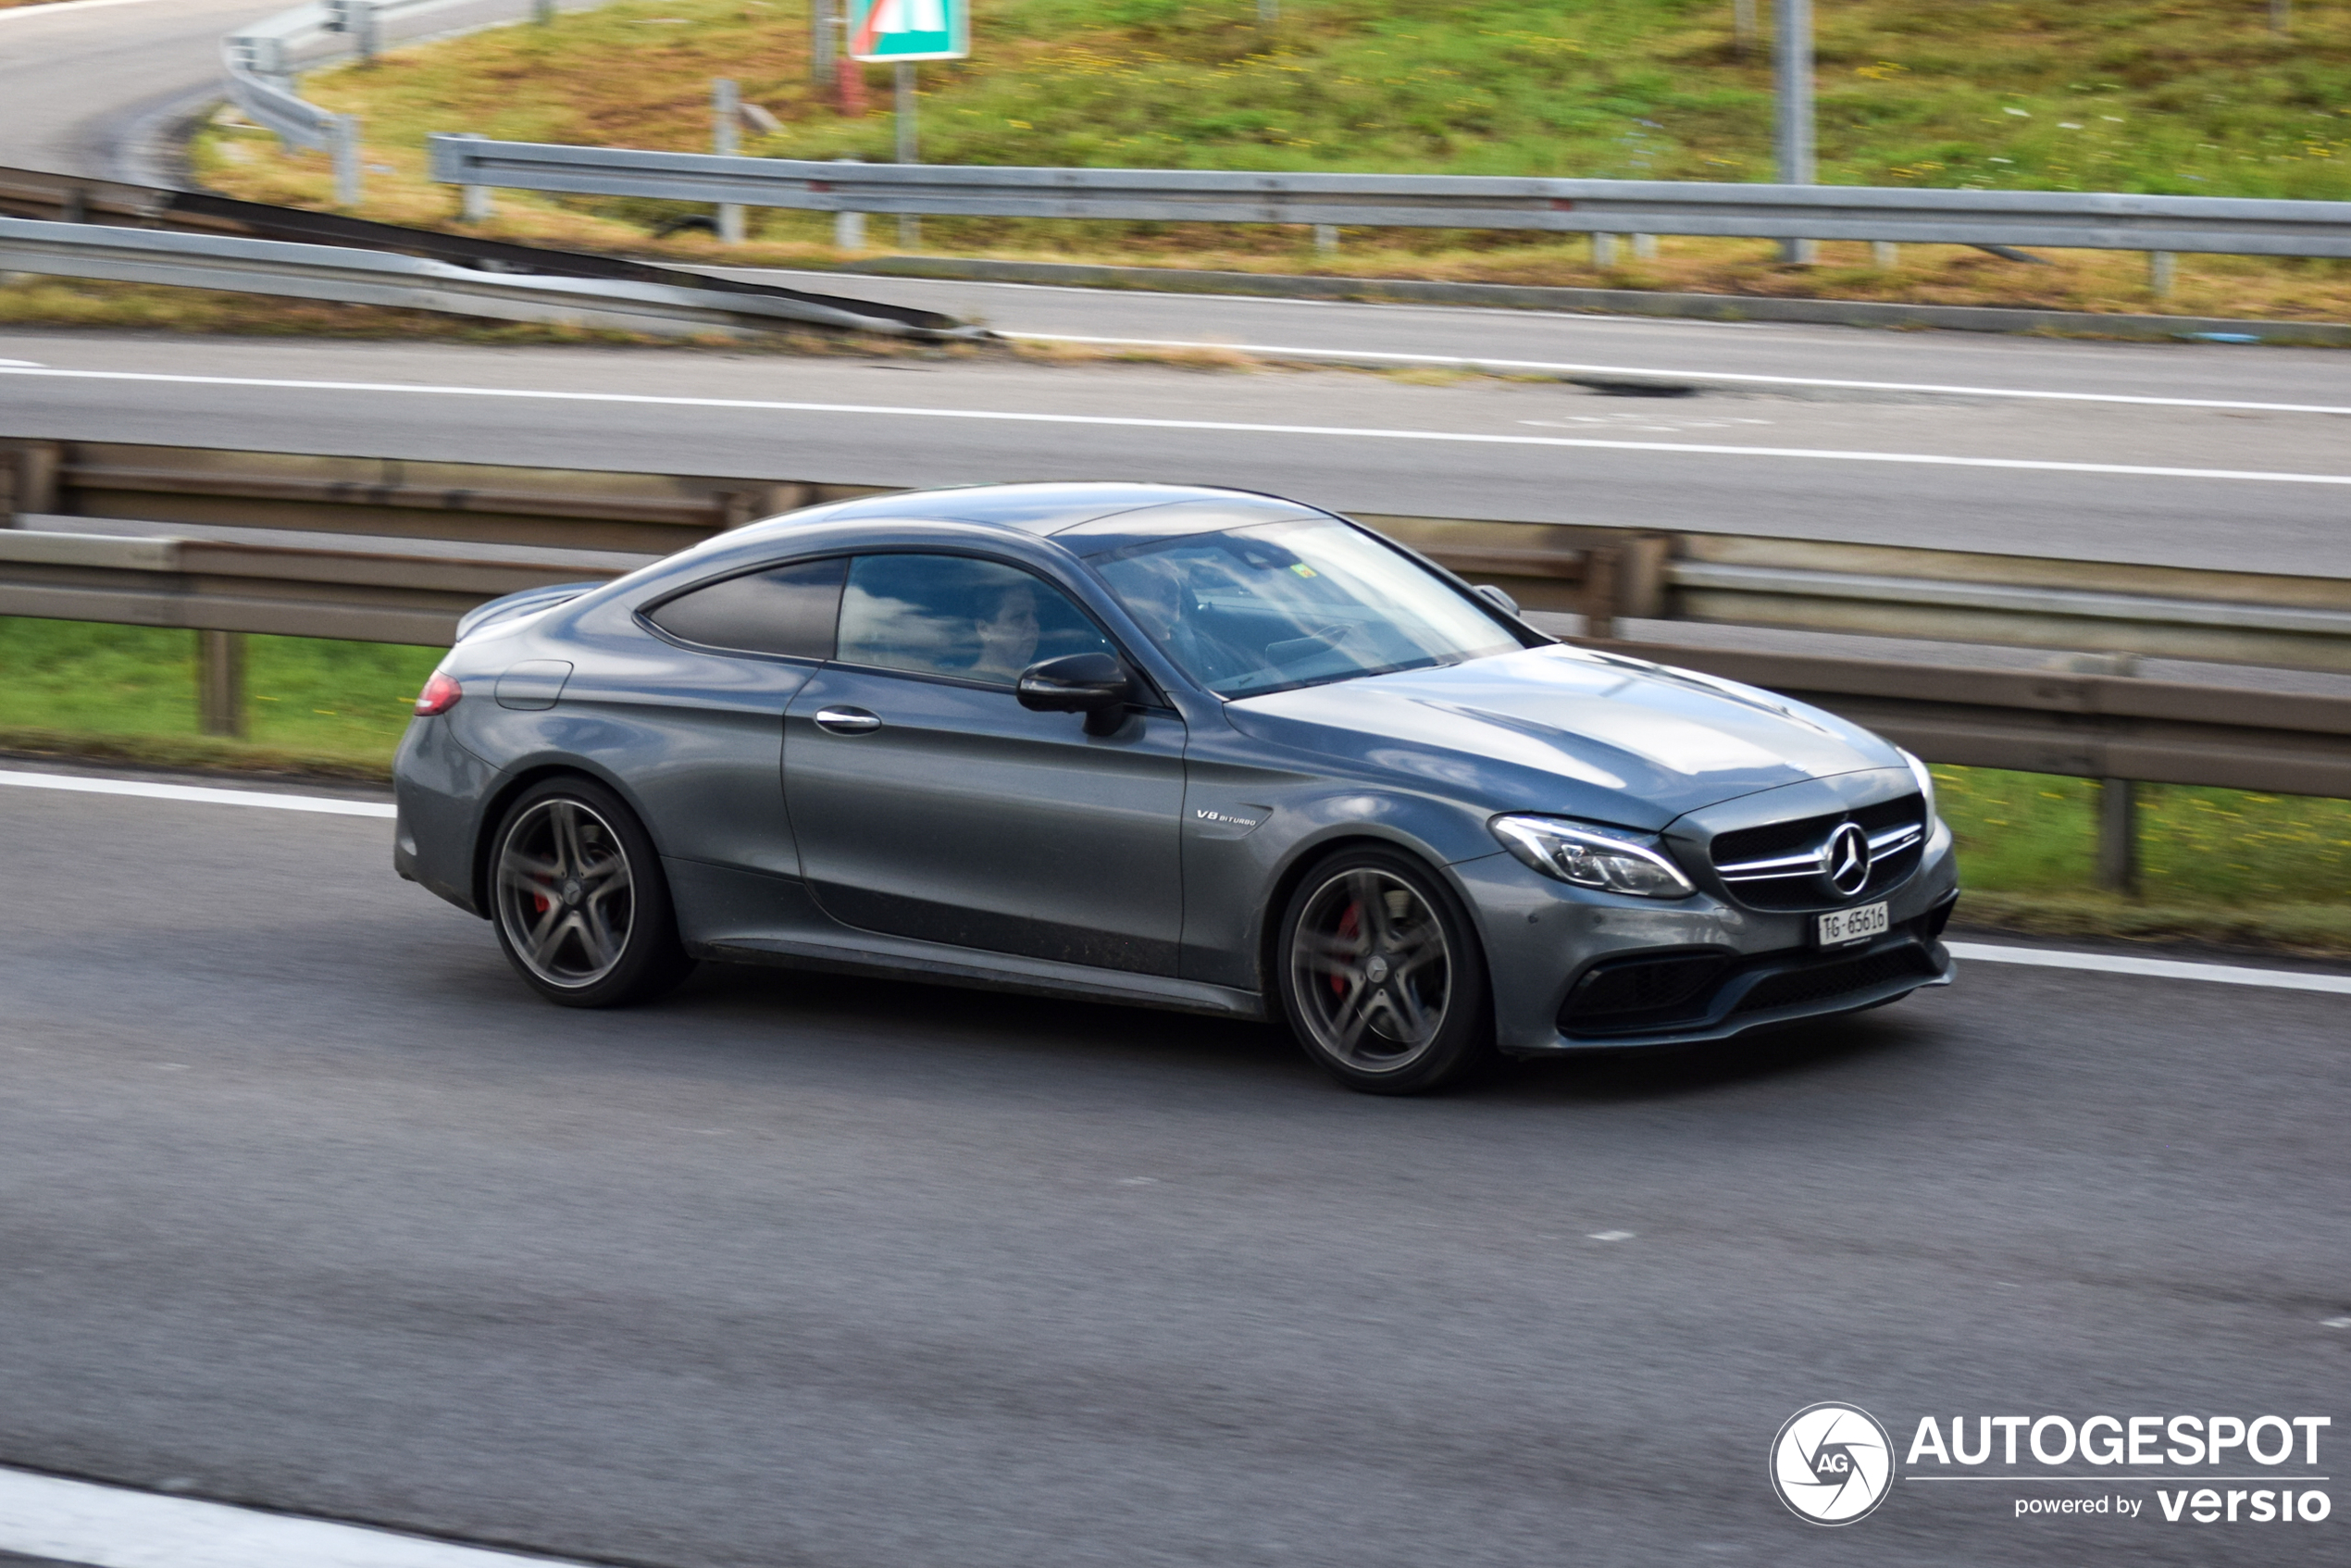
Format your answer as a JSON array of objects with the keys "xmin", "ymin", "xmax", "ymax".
[{"xmin": 393, "ymin": 482, "xmax": 1957, "ymax": 1093}]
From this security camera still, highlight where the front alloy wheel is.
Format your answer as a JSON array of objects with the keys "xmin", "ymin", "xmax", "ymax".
[
  {"xmin": 1278, "ymin": 849, "xmax": 1491, "ymax": 1094},
  {"xmin": 490, "ymin": 778, "xmax": 692, "ymax": 1007}
]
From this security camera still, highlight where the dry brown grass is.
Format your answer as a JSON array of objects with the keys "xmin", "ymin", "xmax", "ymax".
[{"xmin": 0, "ymin": 275, "xmax": 678, "ymax": 342}]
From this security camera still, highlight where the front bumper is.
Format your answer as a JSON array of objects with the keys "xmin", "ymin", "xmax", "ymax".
[{"xmin": 1459, "ymin": 822, "xmax": 1959, "ymax": 1055}]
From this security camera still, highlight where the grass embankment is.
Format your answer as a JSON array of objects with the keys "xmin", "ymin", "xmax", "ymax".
[
  {"xmin": 4, "ymin": 616, "xmax": 2345, "ymax": 953},
  {"xmin": 184, "ymin": 0, "xmax": 2351, "ymax": 323},
  {"xmin": 0, "ymin": 619, "xmax": 439, "ymax": 778}
]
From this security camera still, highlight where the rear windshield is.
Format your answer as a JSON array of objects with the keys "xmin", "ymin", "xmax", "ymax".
[{"xmin": 1092, "ymin": 518, "xmax": 1519, "ymax": 699}]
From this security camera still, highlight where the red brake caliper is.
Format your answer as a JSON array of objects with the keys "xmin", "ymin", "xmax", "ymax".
[{"xmin": 1330, "ymin": 903, "xmax": 1360, "ymax": 997}]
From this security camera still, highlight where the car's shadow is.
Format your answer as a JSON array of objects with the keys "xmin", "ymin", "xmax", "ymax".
[
  {"xmin": 1479, "ymin": 1010, "xmax": 1924, "ymax": 1104},
  {"xmin": 665, "ymin": 956, "xmax": 1926, "ymax": 1104}
]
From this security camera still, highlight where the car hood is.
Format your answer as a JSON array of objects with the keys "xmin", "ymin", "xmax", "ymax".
[{"xmin": 1223, "ymin": 644, "xmax": 1903, "ymax": 829}]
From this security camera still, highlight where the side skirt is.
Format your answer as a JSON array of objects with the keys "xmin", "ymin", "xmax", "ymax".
[{"xmin": 696, "ymin": 934, "xmax": 1267, "ymax": 1022}]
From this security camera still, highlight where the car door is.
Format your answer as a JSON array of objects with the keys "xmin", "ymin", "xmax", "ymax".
[{"xmin": 783, "ymin": 551, "xmax": 1188, "ymax": 976}]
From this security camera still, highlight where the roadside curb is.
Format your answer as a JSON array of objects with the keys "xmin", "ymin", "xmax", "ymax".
[{"xmin": 835, "ymin": 255, "xmax": 2351, "ymax": 347}]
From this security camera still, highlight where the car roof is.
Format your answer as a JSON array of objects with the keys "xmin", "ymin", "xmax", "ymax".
[{"xmin": 733, "ymin": 482, "xmax": 1328, "ymax": 550}]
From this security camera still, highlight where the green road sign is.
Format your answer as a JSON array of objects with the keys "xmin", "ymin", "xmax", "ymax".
[{"xmin": 848, "ymin": 0, "xmax": 968, "ymax": 62}]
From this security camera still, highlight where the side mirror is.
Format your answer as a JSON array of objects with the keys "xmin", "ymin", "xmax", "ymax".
[
  {"xmin": 1016, "ymin": 652, "xmax": 1133, "ymax": 734},
  {"xmin": 1474, "ymin": 583, "xmax": 1521, "ymax": 617}
]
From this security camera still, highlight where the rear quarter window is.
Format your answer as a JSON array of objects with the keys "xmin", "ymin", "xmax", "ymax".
[{"xmin": 644, "ymin": 557, "xmax": 847, "ymax": 659}]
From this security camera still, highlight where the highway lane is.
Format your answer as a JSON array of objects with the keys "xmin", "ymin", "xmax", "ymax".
[
  {"xmin": 0, "ymin": 777, "xmax": 2345, "ymax": 1567},
  {"xmin": 2, "ymin": 332, "xmax": 2346, "ymax": 574},
  {"xmin": 0, "ymin": 0, "xmax": 263, "ymax": 183},
  {"xmin": 728, "ymin": 268, "xmax": 2351, "ymax": 410},
  {"xmin": 0, "ymin": 0, "xmax": 613, "ymax": 185}
]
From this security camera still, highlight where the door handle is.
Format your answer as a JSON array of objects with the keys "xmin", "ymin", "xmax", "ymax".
[{"xmin": 815, "ymin": 706, "xmax": 882, "ymax": 736}]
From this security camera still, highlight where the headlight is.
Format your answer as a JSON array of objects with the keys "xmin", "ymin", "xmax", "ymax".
[
  {"xmin": 1897, "ymin": 748, "xmax": 1938, "ymax": 821},
  {"xmin": 1490, "ymin": 815, "xmax": 1695, "ymax": 898}
]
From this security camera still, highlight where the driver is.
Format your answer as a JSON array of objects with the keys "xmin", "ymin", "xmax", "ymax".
[{"xmin": 969, "ymin": 579, "xmax": 1041, "ymax": 683}]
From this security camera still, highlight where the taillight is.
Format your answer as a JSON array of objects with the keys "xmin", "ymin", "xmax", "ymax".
[{"xmin": 414, "ymin": 671, "xmax": 463, "ymax": 716}]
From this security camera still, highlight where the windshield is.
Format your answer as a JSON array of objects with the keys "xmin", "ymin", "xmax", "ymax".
[{"xmin": 1092, "ymin": 518, "xmax": 1521, "ymax": 698}]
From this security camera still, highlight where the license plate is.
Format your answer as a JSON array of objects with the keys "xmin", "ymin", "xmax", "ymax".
[{"xmin": 1817, "ymin": 901, "xmax": 1889, "ymax": 947}]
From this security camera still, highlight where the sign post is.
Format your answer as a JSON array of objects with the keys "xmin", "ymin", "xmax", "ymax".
[{"xmin": 848, "ymin": 0, "xmax": 969, "ymax": 250}]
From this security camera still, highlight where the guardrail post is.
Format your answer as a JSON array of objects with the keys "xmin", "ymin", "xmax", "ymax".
[
  {"xmin": 1582, "ymin": 546, "xmax": 1624, "ymax": 640},
  {"xmin": 1872, "ymin": 241, "xmax": 1898, "ymax": 268},
  {"xmin": 8, "ymin": 442, "xmax": 61, "ymax": 521},
  {"xmin": 2046, "ymin": 652, "xmax": 2145, "ymax": 894},
  {"xmin": 1773, "ymin": 0, "xmax": 1817, "ymax": 265},
  {"xmin": 2096, "ymin": 778, "xmax": 2140, "ymax": 894},
  {"xmin": 811, "ymin": 0, "xmax": 835, "ymax": 80},
  {"xmin": 1631, "ymin": 233, "xmax": 1657, "ymax": 259},
  {"xmin": 834, "ymin": 157, "xmax": 865, "ymax": 251},
  {"xmin": 196, "ymin": 630, "xmax": 249, "ymax": 740},
  {"xmin": 1312, "ymin": 224, "xmax": 1338, "ymax": 256},
  {"xmin": 1735, "ymin": 0, "xmax": 1756, "ymax": 58},
  {"xmin": 712, "ymin": 80, "xmax": 746, "ymax": 244},
  {"xmin": 330, "ymin": 115, "xmax": 363, "ymax": 209},
  {"xmin": 534, "ymin": 0, "xmax": 554, "ymax": 20},
  {"xmin": 1592, "ymin": 232, "xmax": 1618, "ymax": 268},
  {"xmin": 354, "ymin": 2, "xmax": 379, "ymax": 66},
  {"xmin": 2272, "ymin": 0, "xmax": 2291, "ymax": 35},
  {"xmin": 895, "ymin": 65, "xmax": 921, "ymax": 251},
  {"xmin": 455, "ymin": 133, "xmax": 493, "ymax": 223},
  {"xmin": 2148, "ymin": 250, "xmax": 2177, "ymax": 296}
]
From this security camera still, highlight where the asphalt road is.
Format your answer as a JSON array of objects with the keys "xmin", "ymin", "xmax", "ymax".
[
  {"xmin": 0, "ymin": 0, "xmax": 267, "ymax": 185},
  {"xmin": 0, "ymin": 778, "xmax": 2344, "ymax": 1567},
  {"xmin": 4, "ymin": 331, "xmax": 2349, "ymax": 576},
  {"xmin": 728, "ymin": 266, "xmax": 2351, "ymax": 408}
]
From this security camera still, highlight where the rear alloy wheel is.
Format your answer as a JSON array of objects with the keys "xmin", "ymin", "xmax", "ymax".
[
  {"xmin": 1276, "ymin": 848, "xmax": 1492, "ymax": 1094},
  {"xmin": 489, "ymin": 778, "xmax": 692, "ymax": 1007}
]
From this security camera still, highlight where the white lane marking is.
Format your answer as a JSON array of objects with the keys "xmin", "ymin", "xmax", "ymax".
[
  {"xmin": 1008, "ymin": 333, "xmax": 2351, "ymax": 416},
  {"xmin": 0, "ymin": 769, "xmax": 395, "ymax": 817},
  {"xmin": 0, "ymin": 358, "xmax": 47, "ymax": 367},
  {"xmin": 1586, "ymin": 1230, "xmax": 1636, "ymax": 1241},
  {"xmin": 0, "ymin": 0, "xmax": 193, "ymax": 22},
  {"xmin": 0, "ymin": 1464, "xmax": 590, "ymax": 1568},
  {"xmin": 1948, "ymin": 940, "xmax": 2351, "ymax": 995},
  {"xmin": 1, "ymin": 367, "xmax": 2345, "ymax": 486}
]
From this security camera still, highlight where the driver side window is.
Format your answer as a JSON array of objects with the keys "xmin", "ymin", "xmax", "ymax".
[{"xmin": 837, "ymin": 554, "xmax": 1113, "ymax": 686}]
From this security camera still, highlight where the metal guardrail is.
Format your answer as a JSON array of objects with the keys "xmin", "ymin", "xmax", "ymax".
[
  {"xmin": 427, "ymin": 137, "xmax": 2351, "ymax": 260},
  {"xmin": 3, "ymin": 439, "xmax": 2348, "ymax": 798},
  {"xmin": 0, "ymin": 164, "xmax": 972, "ymax": 339},
  {"xmin": 0, "ymin": 526, "xmax": 2342, "ymax": 799},
  {"xmin": 223, "ymin": 0, "xmax": 473, "ymax": 153},
  {"xmin": 0, "ymin": 215, "xmax": 979, "ymax": 339},
  {"xmin": 6, "ymin": 441, "xmax": 2347, "ymax": 670},
  {"xmin": 221, "ymin": 3, "xmax": 342, "ymax": 152}
]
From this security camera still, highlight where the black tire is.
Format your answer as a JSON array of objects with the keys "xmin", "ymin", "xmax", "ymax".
[
  {"xmin": 487, "ymin": 776, "xmax": 694, "ymax": 1008},
  {"xmin": 1274, "ymin": 845, "xmax": 1493, "ymax": 1095}
]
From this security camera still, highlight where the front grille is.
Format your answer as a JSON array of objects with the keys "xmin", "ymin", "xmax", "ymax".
[
  {"xmin": 1707, "ymin": 792, "xmax": 1926, "ymax": 912},
  {"xmin": 1730, "ymin": 945, "xmax": 1943, "ymax": 1015}
]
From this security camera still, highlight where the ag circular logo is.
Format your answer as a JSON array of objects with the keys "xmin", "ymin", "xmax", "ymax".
[{"xmin": 1770, "ymin": 1402, "xmax": 1894, "ymax": 1524}]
